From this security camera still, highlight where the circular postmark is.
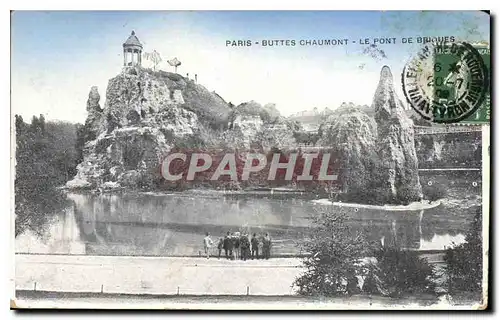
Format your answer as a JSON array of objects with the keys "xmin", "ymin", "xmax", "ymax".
[{"xmin": 402, "ymin": 41, "xmax": 488, "ymax": 123}]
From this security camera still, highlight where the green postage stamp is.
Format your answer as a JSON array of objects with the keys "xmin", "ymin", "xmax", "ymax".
[{"xmin": 402, "ymin": 41, "xmax": 490, "ymax": 124}]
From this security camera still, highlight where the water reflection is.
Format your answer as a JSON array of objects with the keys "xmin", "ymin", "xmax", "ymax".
[
  {"xmin": 16, "ymin": 172, "xmax": 481, "ymax": 256},
  {"xmin": 16, "ymin": 206, "xmax": 86, "ymax": 255}
]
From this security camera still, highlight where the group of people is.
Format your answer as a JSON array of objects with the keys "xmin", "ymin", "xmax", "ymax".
[{"xmin": 203, "ymin": 231, "xmax": 272, "ymax": 260}]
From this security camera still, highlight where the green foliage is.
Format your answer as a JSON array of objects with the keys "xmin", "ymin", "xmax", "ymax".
[
  {"xmin": 294, "ymin": 131, "xmax": 319, "ymax": 145},
  {"xmin": 293, "ymin": 207, "xmax": 370, "ymax": 296},
  {"xmin": 422, "ymin": 183, "xmax": 447, "ymax": 202},
  {"xmin": 364, "ymin": 247, "xmax": 438, "ymax": 297},
  {"xmin": 294, "ymin": 205, "xmax": 440, "ymax": 298},
  {"xmin": 415, "ymin": 132, "xmax": 482, "ymax": 169},
  {"xmin": 146, "ymin": 69, "xmax": 231, "ymax": 129},
  {"xmin": 75, "ymin": 124, "xmax": 86, "ymax": 163},
  {"xmin": 15, "ymin": 115, "xmax": 79, "ymax": 237},
  {"xmin": 444, "ymin": 207, "xmax": 482, "ymax": 294}
]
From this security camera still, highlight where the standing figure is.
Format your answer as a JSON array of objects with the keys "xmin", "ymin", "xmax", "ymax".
[
  {"xmin": 217, "ymin": 237, "xmax": 224, "ymax": 259},
  {"xmin": 240, "ymin": 233, "xmax": 250, "ymax": 261},
  {"xmin": 233, "ymin": 232, "xmax": 241, "ymax": 260},
  {"xmin": 258, "ymin": 234, "xmax": 264, "ymax": 259},
  {"xmin": 223, "ymin": 231, "xmax": 233, "ymax": 259},
  {"xmin": 203, "ymin": 232, "xmax": 214, "ymax": 259},
  {"xmin": 263, "ymin": 233, "xmax": 272, "ymax": 260},
  {"xmin": 251, "ymin": 233, "xmax": 259, "ymax": 259}
]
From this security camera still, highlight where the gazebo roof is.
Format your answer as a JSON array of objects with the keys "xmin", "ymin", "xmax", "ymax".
[{"xmin": 123, "ymin": 31, "xmax": 143, "ymax": 48}]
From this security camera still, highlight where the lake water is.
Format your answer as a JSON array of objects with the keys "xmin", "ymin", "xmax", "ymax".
[{"xmin": 16, "ymin": 171, "xmax": 482, "ymax": 257}]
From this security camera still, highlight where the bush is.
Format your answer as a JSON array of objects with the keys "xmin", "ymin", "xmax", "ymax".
[
  {"xmin": 422, "ymin": 183, "xmax": 447, "ymax": 202},
  {"xmin": 364, "ymin": 247, "xmax": 438, "ymax": 297},
  {"xmin": 293, "ymin": 207, "xmax": 371, "ymax": 296}
]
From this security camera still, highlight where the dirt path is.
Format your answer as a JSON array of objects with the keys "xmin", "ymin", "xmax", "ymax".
[{"xmin": 15, "ymin": 254, "xmax": 304, "ymax": 296}]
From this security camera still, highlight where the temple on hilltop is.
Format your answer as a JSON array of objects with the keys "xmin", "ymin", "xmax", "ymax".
[{"xmin": 123, "ymin": 31, "xmax": 143, "ymax": 67}]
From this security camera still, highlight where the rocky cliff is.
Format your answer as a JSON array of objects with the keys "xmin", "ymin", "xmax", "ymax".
[
  {"xmin": 224, "ymin": 100, "xmax": 299, "ymax": 150},
  {"xmin": 372, "ymin": 66, "xmax": 423, "ymax": 203},
  {"xmin": 316, "ymin": 103, "xmax": 380, "ymax": 201},
  {"xmin": 83, "ymin": 86, "xmax": 103, "ymax": 142},
  {"xmin": 315, "ymin": 67, "xmax": 423, "ymax": 204},
  {"xmin": 67, "ymin": 67, "xmax": 300, "ymax": 190},
  {"xmin": 67, "ymin": 65, "xmax": 423, "ymax": 202},
  {"xmin": 67, "ymin": 67, "xmax": 227, "ymax": 190}
]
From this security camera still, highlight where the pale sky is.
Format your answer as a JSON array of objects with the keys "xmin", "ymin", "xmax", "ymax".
[{"xmin": 11, "ymin": 11, "xmax": 489, "ymax": 123}]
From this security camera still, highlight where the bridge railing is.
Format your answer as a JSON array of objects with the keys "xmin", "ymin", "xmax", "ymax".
[
  {"xmin": 412, "ymin": 126, "xmax": 481, "ymax": 135},
  {"xmin": 299, "ymin": 125, "xmax": 481, "ymax": 137}
]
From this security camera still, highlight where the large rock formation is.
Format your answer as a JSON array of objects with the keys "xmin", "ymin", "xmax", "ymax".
[
  {"xmin": 67, "ymin": 67, "xmax": 227, "ymax": 190},
  {"xmin": 229, "ymin": 100, "xmax": 282, "ymax": 126},
  {"xmin": 82, "ymin": 86, "xmax": 103, "ymax": 142},
  {"xmin": 67, "ymin": 67, "xmax": 298, "ymax": 191},
  {"xmin": 224, "ymin": 100, "xmax": 298, "ymax": 150},
  {"xmin": 67, "ymin": 65, "xmax": 423, "ymax": 200},
  {"xmin": 373, "ymin": 66, "xmax": 423, "ymax": 203},
  {"xmin": 316, "ymin": 103, "xmax": 380, "ymax": 201},
  {"xmin": 256, "ymin": 121, "xmax": 298, "ymax": 151},
  {"xmin": 315, "ymin": 66, "xmax": 423, "ymax": 204}
]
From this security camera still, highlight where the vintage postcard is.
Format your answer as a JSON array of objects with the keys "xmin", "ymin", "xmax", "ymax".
[{"xmin": 10, "ymin": 10, "xmax": 490, "ymax": 310}]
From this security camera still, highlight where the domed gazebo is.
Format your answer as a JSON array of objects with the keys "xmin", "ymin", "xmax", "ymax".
[{"xmin": 123, "ymin": 31, "xmax": 143, "ymax": 67}]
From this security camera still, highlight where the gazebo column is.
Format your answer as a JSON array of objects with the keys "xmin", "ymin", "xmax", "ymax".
[{"xmin": 123, "ymin": 31, "xmax": 143, "ymax": 67}]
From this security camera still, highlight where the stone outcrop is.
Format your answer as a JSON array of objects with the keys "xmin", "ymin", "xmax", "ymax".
[
  {"xmin": 224, "ymin": 114, "xmax": 263, "ymax": 149},
  {"xmin": 315, "ymin": 66, "xmax": 424, "ymax": 204},
  {"xmin": 317, "ymin": 103, "xmax": 380, "ymax": 200},
  {"xmin": 262, "ymin": 103, "xmax": 281, "ymax": 122},
  {"xmin": 82, "ymin": 86, "xmax": 103, "ymax": 142},
  {"xmin": 68, "ymin": 126, "xmax": 169, "ymax": 190},
  {"xmin": 67, "ymin": 67, "xmax": 224, "ymax": 190},
  {"xmin": 152, "ymin": 70, "xmax": 231, "ymax": 129},
  {"xmin": 224, "ymin": 100, "xmax": 296, "ymax": 150},
  {"xmin": 256, "ymin": 121, "xmax": 297, "ymax": 151},
  {"xmin": 373, "ymin": 66, "xmax": 423, "ymax": 203},
  {"xmin": 230, "ymin": 100, "xmax": 282, "ymax": 126},
  {"xmin": 68, "ymin": 64, "xmax": 423, "ymax": 201}
]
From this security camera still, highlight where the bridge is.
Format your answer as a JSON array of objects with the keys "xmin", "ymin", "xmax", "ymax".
[
  {"xmin": 418, "ymin": 168, "xmax": 481, "ymax": 172},
  {"xmin": 413, "ymin": 125, "xmax": 482, "ymax": 135},
  {"xmin": 300, "ymin": 124, "xmax": 481, "ymax": 138}
]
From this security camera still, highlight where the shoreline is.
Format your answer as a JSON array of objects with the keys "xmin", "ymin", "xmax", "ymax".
[
  {"xmin": 311, "ymin": 199, "xmax": 443, "ymax": 211},
  {"xmin": 64, "ymin": 188, "xmax": 443, "ymax": 209}
]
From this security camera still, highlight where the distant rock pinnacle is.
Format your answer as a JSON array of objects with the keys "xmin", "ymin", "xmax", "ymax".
[{"xmin": 373, "ymin": 66, "xmax": 423, "ymax": 203}]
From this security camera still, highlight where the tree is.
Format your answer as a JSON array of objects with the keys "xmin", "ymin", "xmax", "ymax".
[
  {"xmin": 293, "ymin": 206, "xmax": 371, "ymax": 296},
  {"xmin": 444, "ymin": 207, "xmax": 482, "ymax": 295},
  {"xmin": 15, "ymin": 115, "xmax": 79, "ymax": 237},
  {"xmin": 143, "ymin": 50, "xmax": 162, "ymax": 71}
]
